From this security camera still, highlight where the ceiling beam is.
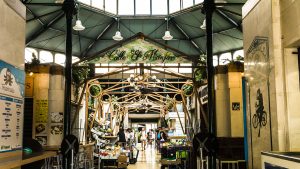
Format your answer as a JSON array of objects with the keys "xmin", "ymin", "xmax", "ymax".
[
  {"xmin": 26, "ymin": 7, "xmax": 45, "ymax": 26},
  {"xmin": 215, "ymin": 9, "xmax": 242, "ymax": 32},
  {"xmin": 191, "ymin": 27, "xmax": 237, "ymax": 40},
  {"xmin": 27, "ymin": 9, "xmax": 61, "ymax": 23},
  {"xmin": 49, "ymin": 28, "xmax": 93, "ymax": 40},
  {"xmin": 23, "ymin": 2, "xmax": 63, "ymax": 6},
  {"xmin": 217, "ymin": 7, "xmax": 242, "ymax": 17},
  {"xmin": 170, "ymin": 19, "xmax": 205, "ymax": 54},
  {"xmin": 26, "ymin": 12, "xmax": 65, "ymax": 46},
  {"xmin": 147, "ymin": 21, "xmax": 166, "ymax": 36},
  {"xmin": 80, "ymin": 19, "xmax": 116, "ymax": 58}
]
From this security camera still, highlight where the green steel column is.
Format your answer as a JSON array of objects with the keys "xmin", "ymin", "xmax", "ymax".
[{"xmin": 204, "ymin": 0, "xmax": 216, "ymax": 168}]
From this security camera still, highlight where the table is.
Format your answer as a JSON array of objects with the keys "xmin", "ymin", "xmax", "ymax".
[{"xmin": 0, "ymin": 151, "xmax": 57, "ymax": 169}]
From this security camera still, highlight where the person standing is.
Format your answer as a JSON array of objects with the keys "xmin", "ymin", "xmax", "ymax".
[
  {"xmin": 117, "ymin": 128, "xmax": 126, "ymax": 147},
  {"xmin": 140, "ymin": 127, "xmax": 147, "ymax": 150}
]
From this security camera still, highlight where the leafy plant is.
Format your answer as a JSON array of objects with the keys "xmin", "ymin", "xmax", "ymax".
[
  {"xmin": 182, "ymin": 84, "xmax": 194, "ymax": 96},
  {"xmin": 72, "ymin": 67, "xmax": 90, "ymax": 101},
  {"xmin": 194, "ymin": 55, "xmax": 207, "ymax": 83}
]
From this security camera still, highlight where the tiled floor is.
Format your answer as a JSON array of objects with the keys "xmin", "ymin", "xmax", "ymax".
[{"xmin": 128, "ymin": 144, "xmax": 161, "ymax": 169}]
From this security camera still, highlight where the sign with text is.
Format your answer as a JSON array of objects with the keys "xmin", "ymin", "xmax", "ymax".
[{"xmin": 0, "ymin": 60, "xmax": 24, "ymax": 152}]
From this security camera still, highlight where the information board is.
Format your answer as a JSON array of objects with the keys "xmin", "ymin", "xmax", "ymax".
[{"xmin": 0, "ymin": 60, "xmax": 24, "ymax": 152}]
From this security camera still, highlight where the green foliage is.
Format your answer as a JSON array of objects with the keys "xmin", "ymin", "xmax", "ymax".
[
  {"xmin": 90, "ymin": 85, "xmax": 101, "ymax": 96},
  {"xmin": 194, "ymin": 55, "xmax": 207, "ymax": 83},
  {"xmin": 182, "ymin": 84, "xmax": 194, "ymax": 96}
]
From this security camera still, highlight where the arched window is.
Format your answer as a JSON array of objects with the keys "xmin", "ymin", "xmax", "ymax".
[
  {"xmin": 219, "ymin": 52, "xmax": 232, "ymax": 65},
  {"xmin": 213, "ymin": 55, "xmax": 218, "ymax": 67},
  {"xmin": 39, "ymin": 50, "xmax": 53, "ymax": 63},
  {"xmin": 25, "ymin": 48, "xmax": 38, "ymax": 63},
  {"xmin": 233, "ymin": 50, "xmax": 244, "ymax": 61},
  {"xmin": 55, "ymin": 53, "xmax": 66, "ymax": 66}
]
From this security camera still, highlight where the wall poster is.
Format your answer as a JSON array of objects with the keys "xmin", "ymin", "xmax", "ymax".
[
  {"xmin": 246, "ymin": 37, "xmax": 273, "ymax": 168},
  {"xmin": 34, "ymin": 99, "xmax": 48, "ymax": 145},
  {"xmin": 0, "ymin": 60, "xmax": 24, "ymax": 152}
]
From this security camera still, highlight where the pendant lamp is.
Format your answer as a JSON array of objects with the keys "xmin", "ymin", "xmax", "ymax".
[
  {"xmin": 113, "ymin": 18, "xmax": 123, "ymax": 41},
  {"xmin": 73, "ymin": 4, "xmax": 85, "ymax": 31},
  {"xmin": 162, "ymin": 18, "xmax": 173, "ymax": 40},
  {"xmin": 200, "ymin": 19, "xmax": 206, "ymax": 30}
]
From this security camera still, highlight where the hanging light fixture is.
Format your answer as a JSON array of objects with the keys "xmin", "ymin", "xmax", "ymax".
[
  {"xmin": 200, "ymin": 19, "xmax": 206, "ymax": 30},
  {"xmin": 73, "ymin": 4, "xmax": 85, "ymax": 31},
  {"xmin": 162, "ymin": 18, "xmax": 173, "ymax": 41},
  {"xmin": 113, "ymin": 18, "xmax": 123, "ymax": 41}
]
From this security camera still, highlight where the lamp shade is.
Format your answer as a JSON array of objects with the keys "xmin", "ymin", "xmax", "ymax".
[
  {"xmin": 162, "ymin": 30, "xmax": 173, "ymax": 40},
  {"xmin": 200, "ymin": 19, "xmax": 206, "ymax": 30},
  {"xmin": 73, "ymin": 20, "xmax": 85, "ymax": 31},
  {"xmin": 113, "ymin": 31, "xmax": 123, "ymax": 41}
]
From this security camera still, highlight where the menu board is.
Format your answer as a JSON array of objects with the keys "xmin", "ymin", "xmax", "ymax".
[
  {"xmin": 34, "ymin": 100, "xmax": 48, "ymax": 145},
  {"xmin": 0, "ymin": 60, "xmax": 24, "ymax": 152}
]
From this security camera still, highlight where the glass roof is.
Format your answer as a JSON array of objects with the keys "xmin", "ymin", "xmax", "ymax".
[{"xmin": 79, "ymin": 0, "xmax": 204, "ymax": 16}]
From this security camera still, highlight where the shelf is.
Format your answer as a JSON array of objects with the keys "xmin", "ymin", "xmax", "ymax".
[
  {"xmin": 102, "ymin": 136, "xmax": 118, "ymax": 139},
  {"xmin": 168, "ymin": 136, "xmax": 187, "ymax": 140}
]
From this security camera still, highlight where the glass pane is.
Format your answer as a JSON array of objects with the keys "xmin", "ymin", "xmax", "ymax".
[
  {"xmin": 91, "ymin": 0, "xmax": 103, "ymax": 9},
  {"xmin": 169, "ymin": 0, "xmax": 180, "ymax": 13},
  {"xmin": 213, "ymin": 55, "xmax": 218, "ymax": 67},
  {"xmin": 55, "ymin": 53, "xmax": 66, "ymax": 66},
  {"xmin": 179, "ymin": 63, "xmax": 192, "ymax": 73},
  {"xmin": 95, "ymin": 63, "xmax": 109, "ymax": 74},
  {"xmin": 183, "ymin": 0, "xmax": 194, "ymax": 9},
  {"xmin": 119, "ymin": 0, "xmax": 134, "ymax": 15},
  {"xmin": 105, "ymin": 0, "xmax": 117, "ymax": 14},
  {"xmin": 136, "ymin": 0, "xmax": 150, "ymax": 15},
  {"xmin": 233, "ymin": 50, "xmax": 244, "ymax": 61},
  {"xmin": 79, "ymin": 0, "xmax": 91, "ymax": 5},
  {"xmin": 165, "ymin": 63, "xmax": 178, "ymax": 72},
  {"xmin": 195, "ymin": 0, "xmax": 204, "ymax": 4},
  {"xmin": 25, "ymin": 48, "xmax": 38, "ymax": 63},
  {"xmin": 219, "ymin": 52, "xmax": 232, "ymax": 65},
  {"xmin": 72, "ymin": 56, "xmax": 80, "ymax": 64},
  {"xmin": 152, "ymin": 0, "xmax": 167, "ymax": 15},
  {"xmin": 39, "ymin": 51, "xmax": 53, "ymax": 63}
]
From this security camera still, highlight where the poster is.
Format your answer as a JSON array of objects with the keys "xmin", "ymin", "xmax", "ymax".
[
  {"xmin": 0, "ymin": 60, "xmax": 24, "ymax": 152},
  {"xmin": 35, "ymin": 100, "xmax": 48, "ymax": 123}
]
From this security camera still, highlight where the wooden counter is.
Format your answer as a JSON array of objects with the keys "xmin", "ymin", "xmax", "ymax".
[{"xmin": 0, "ymin": 151, "xmax": 57, "ymax": 169}]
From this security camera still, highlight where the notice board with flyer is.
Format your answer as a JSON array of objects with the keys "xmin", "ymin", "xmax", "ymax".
[{"xmin": 0, "ymin": 60, "xmax": 24, "ymax": 153}]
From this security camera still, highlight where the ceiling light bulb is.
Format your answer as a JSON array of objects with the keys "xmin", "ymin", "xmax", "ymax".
[
  {"xmin": 73, "ymin": 20, "xmax": 85, "ymax": 31},
  {"xmin": 200, "ymin": 19, "xmax": 206, "ymax": 30},
  {"xmin": 113, "ymin": 31, "xmax": 123, "ymax": 41},
  {"xmin": 29, "ymin": 72, "xmax": 34, "ymax": 76},
  {"xmin": 162, "ymin": 30, "xmax": 173, "ymax": 40}
]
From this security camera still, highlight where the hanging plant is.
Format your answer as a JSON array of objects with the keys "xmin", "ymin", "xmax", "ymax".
[
  {"xmin": 89, "ymin": 84, "xmax": 102, "ymax": 97},
  {"xmin": 182, "ymin": 83, "xmax": 194, "ymax": 96}
]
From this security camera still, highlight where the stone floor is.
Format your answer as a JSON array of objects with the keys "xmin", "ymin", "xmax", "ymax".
[{"xmin": 128, "ymin": 144, "xmax": 161, "ymax": 169}]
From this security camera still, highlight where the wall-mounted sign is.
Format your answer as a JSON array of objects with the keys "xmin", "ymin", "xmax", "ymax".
[
  {"xmin": 88, "ymin": 39, "xmax": 189, "ymax": 64},
  {"xmin": 0, "ymin": 60, "xmax": 24, "ymax": 152},
  {"xmin": 232, "ymin": 102, "xmax": 240, "ymax": 111}
]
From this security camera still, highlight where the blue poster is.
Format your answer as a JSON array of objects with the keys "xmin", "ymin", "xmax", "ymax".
[
  {"xmin": 0, "ymin": 60, "xmax": 24, "ymax": 152},
  {"xmin": 0, "ymin": 60, "xmax": 25, "ymax": 98}
]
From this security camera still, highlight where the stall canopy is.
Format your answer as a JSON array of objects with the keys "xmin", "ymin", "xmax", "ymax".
[{"xmin": 24, "ymin": 0, "xmax": 246, "ymax": 62}]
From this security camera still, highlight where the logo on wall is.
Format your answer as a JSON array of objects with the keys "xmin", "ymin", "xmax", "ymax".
[
  {"xmin": 3, "ymin": 69, "xmax": 13, "ymax": 86},
  {"xmin": 252, "ymin": 88, "xmax": 267, "ymax": 137}
]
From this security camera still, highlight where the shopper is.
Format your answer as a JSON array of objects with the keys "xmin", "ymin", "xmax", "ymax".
[
  {"xmin": 140, "ymin": 127, "xmax": 147, "ymax": 150},
  {"xmin": 117, "ymin": 128, "xmax": 126, "ymax": 147},
  {"xmin": 147, "ymin": 129, "xmax": 154, "ymax": 147}
]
